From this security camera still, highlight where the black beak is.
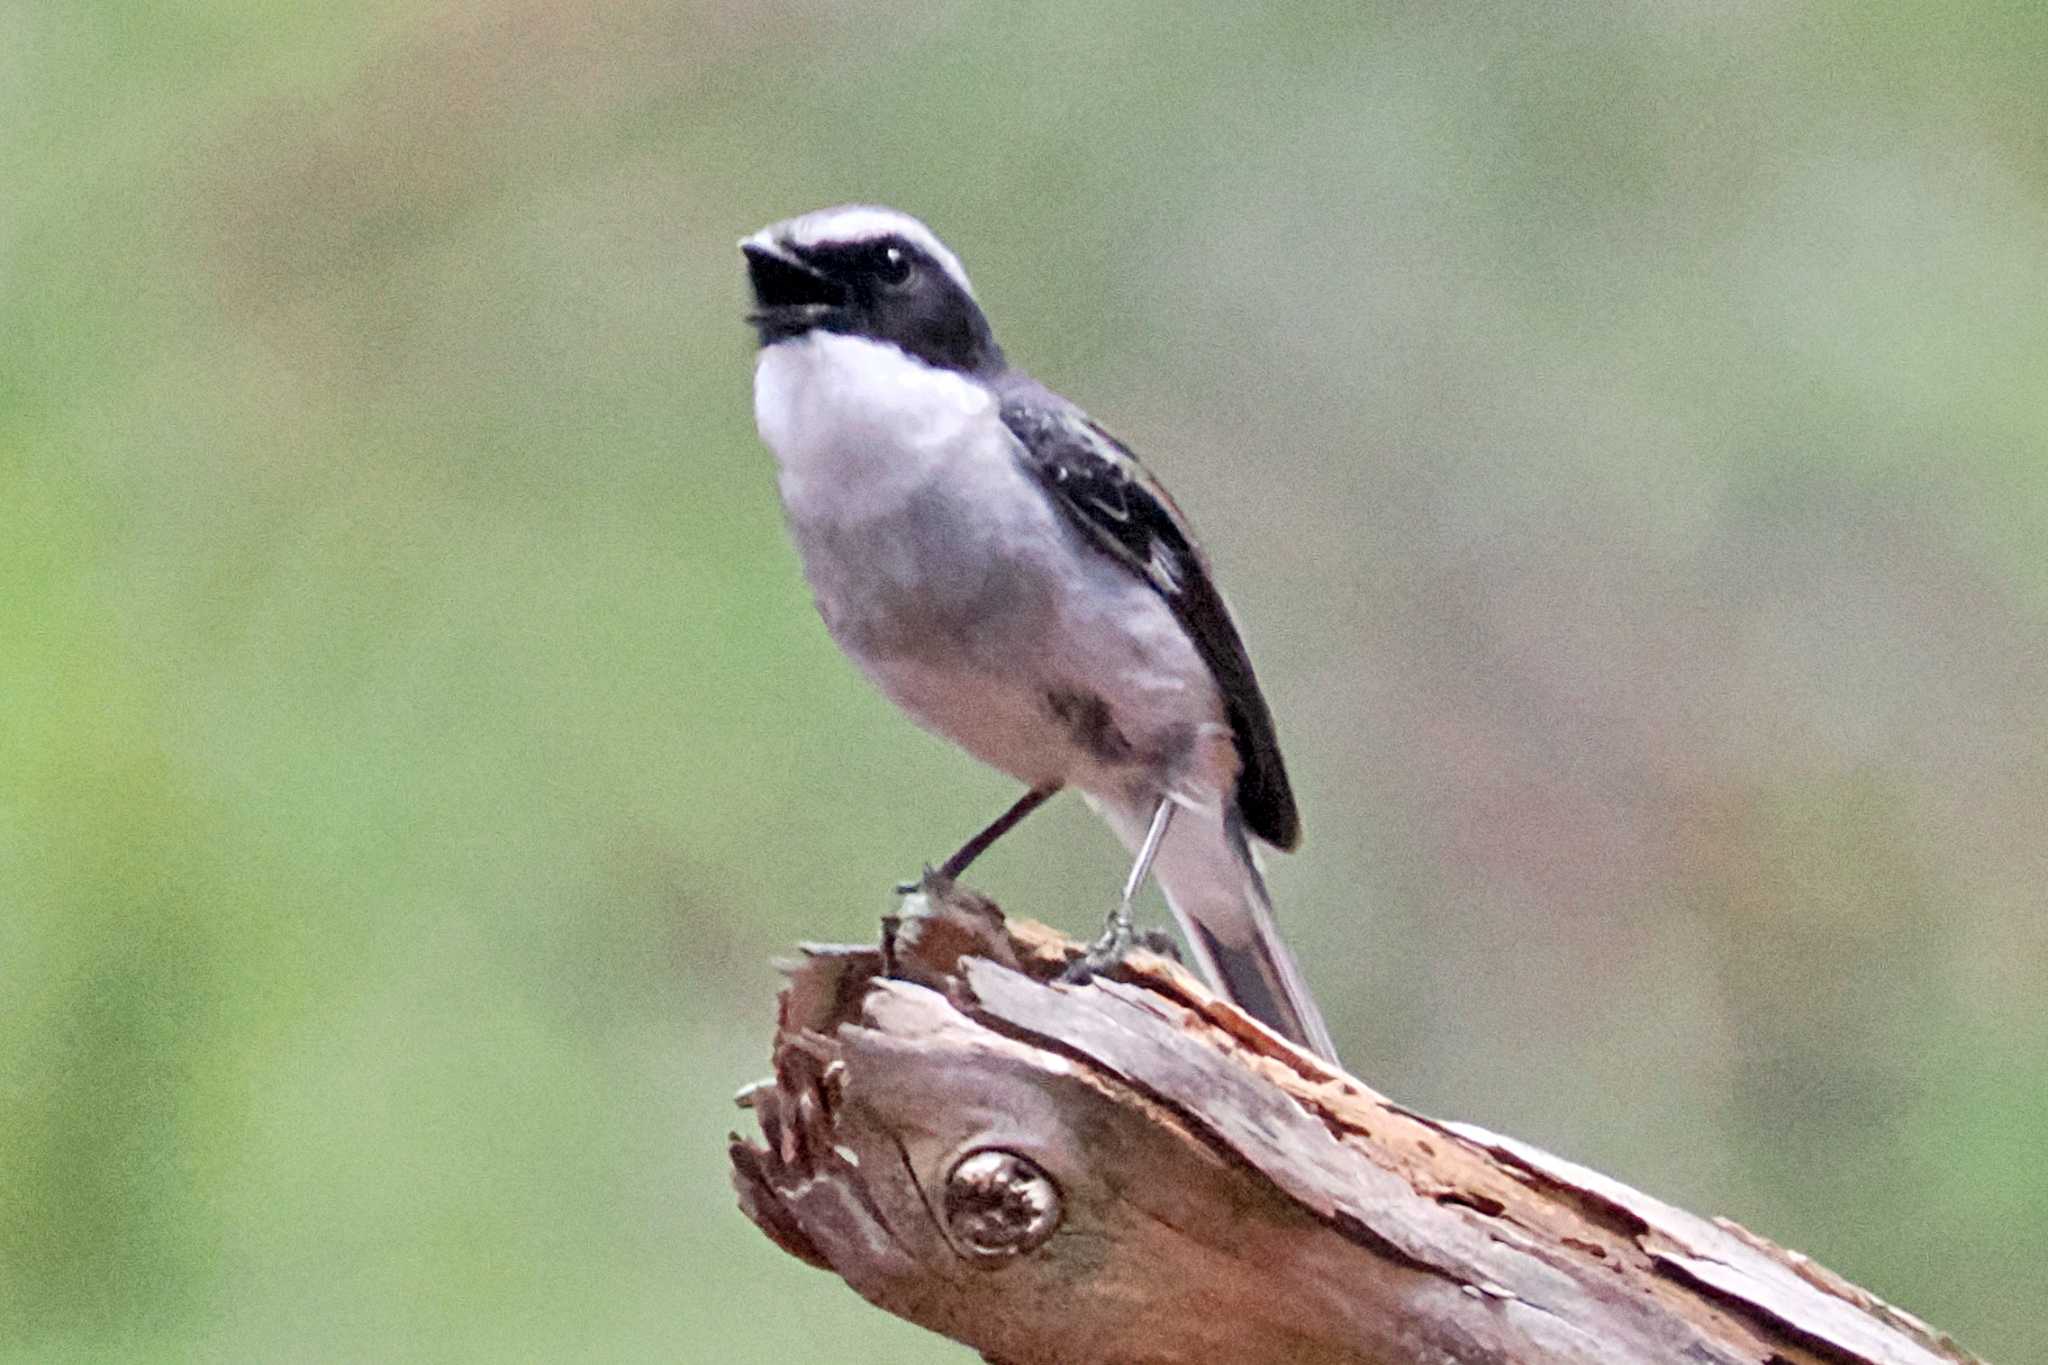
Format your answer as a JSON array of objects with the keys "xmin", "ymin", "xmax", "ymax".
[{"xmin": 742, "ymin": 239, "xmax": 844, "ymax": 341}]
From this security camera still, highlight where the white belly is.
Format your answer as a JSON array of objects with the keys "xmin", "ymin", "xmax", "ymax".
[{"xmin": 753, "ymin": 333, "xmax": 1235, "ymax": 805}]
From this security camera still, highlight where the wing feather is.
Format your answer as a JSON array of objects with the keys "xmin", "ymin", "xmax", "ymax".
[{"xmin": 999, "ymin": 396, "xmax": 1300, "ymax": 850}]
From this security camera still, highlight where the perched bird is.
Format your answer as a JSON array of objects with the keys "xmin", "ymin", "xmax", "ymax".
[{"xmin": 741, "ymin": 205, "xmax": 1337, "ymax": 1061}]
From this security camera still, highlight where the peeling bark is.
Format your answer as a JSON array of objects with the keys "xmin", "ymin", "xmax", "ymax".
[{"xmin": 730, "ymin": 880, "xmax": 1987, "ymax": 1365}]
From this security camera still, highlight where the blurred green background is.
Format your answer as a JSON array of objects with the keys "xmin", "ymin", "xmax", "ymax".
[{"xmin": 6, "ymin": 2, "xmax": 2044, "ymax": 1360}]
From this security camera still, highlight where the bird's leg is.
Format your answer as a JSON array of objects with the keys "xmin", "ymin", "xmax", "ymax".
[
  {"xmin": 1063, "ymin": 797, "xmax": 1176, "ymax": 982},
  {"xmin": 898, "ymin": 785, "xmax": 1061, "ymax": 894}
]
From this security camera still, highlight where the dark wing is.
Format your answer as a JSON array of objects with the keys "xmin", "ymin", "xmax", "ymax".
[{"xmin": 999, "ymin": 395, "xmax": 1300, "ymax": 850}]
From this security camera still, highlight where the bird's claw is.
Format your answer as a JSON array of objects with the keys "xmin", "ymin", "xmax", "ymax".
[{"xmin": 1059, "ymin": 902, "xmax": 1177, "ymax": 983}]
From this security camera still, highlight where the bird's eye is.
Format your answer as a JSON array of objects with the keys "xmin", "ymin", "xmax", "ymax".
[{"xmin": 876, "ymin": 245, "xmax": 914, "ymax": 287}]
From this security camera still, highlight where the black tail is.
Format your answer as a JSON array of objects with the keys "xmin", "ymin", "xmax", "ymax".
[
  {"xmin": 1186, "ymin": 919, "xmax": 1336, "ymax": 1060},
  {"xmin": 1184, "ymin": 897, "xmax": 1340, "ymax": 1063},
  {"xmin": 1178, "ymin": 812, "xmax": 1339, "ymax": 1062}
]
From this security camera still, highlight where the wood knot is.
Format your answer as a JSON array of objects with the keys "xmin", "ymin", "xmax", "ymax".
[{"xmin": 942, "ymin": 1149, "xmax": 1062, "ymax": 1262}]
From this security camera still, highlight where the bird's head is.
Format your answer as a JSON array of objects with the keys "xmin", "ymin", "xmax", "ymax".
[{"xmin": 741, "ymin": 205, "xmax": 1003, "ymax": 375}]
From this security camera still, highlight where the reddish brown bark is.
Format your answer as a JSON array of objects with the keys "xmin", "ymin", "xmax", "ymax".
[{"xmin": 730, "ymin": 881, "xmax": 1984, "ymax": 1365}]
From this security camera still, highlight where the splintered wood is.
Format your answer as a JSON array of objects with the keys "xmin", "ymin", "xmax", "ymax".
[{"xmin": 729, "ymin": 880, "xmax": 1984, "ymax": 1365}]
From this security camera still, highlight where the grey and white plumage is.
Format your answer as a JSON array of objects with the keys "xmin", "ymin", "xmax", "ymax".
[{"xmin": 741, "ymin": 204, "xmax": 1336, "ymax": 1060}]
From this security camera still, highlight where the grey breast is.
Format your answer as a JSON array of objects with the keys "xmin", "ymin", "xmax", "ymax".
[{"xmin": 793, "ymin": 474, "xmax": 1061, "ymax": 668}]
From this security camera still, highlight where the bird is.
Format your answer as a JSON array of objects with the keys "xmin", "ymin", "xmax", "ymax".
[{"xmin": 740, "ymin": 204, "xmax": 1337, "ymax": 1061}]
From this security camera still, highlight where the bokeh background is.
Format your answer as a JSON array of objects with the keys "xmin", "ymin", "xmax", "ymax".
[{"xmin": 7, "ymin": 2, "xmax": 2044, "ymax": 1360}]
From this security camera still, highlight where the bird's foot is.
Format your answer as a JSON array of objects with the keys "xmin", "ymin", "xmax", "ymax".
[{"xmin": 1059, "ymin": 904, "xmax": 1180, "ymax": 983}]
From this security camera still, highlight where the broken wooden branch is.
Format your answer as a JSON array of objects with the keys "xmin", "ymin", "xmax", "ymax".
[{"xmin": 729, "ymin": 879, "xmax": 1986, "ymax": 1364}]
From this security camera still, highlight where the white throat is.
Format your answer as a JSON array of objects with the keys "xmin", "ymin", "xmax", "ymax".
[{"xmin": 753, "ymin": 332, "xmax": 999, "ymax": 522}]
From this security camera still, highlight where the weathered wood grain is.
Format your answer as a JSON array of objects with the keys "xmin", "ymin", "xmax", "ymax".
[{"xmin": 730, "ymin": 880, "xmax": 1986, "ymax": 1365}]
